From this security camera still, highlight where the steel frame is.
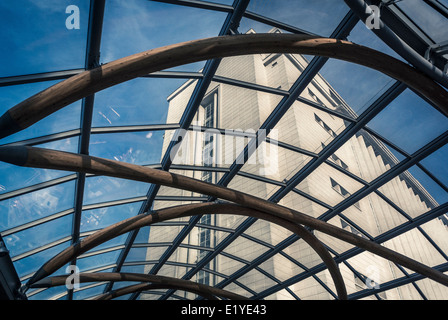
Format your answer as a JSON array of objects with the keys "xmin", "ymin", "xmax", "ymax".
[{"xmin": 0, "ymin": 0, "xmax": 447, "ymax": 301}]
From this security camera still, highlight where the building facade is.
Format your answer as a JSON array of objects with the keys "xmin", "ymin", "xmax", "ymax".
[{"xmin": 144, "ymin": 29, "xmax": 448, "ymax": 300}]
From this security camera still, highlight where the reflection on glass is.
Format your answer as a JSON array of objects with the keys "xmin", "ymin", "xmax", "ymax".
[
  {"xmin": 89, "ymin": 131, "xmax": 165, "ymax": 165},
  {"xmin": 318, "ymin": 59, "xmax": 394, "ymax": 116},
  {"xmin": 243, "ymin": 0, "xmax": 349, "ymax": 36},
  {"xmin": 397, "ymin": 0, "xmax": 448, "ymax": 43},
  {"xmin": 76, "ymin": 249, "xmax": 121, "ymax": 272},
  {"xmin": 0, "ymin": 181, "xmax": 76, "ymax": 230},
  {"xmin": 0, "ymin": 137, "xmax": 78, "ymax": 195},
  {"xmin": 73, "ymin": 284, "xmax": 107, "ymax": 301},
  {"xmin": 100, "ymin": 0, "xmax": 226, "ymax": 63},
  {"xmin": 92, "ymin": 78, "xmax": 187, "ymax": 127},
  {"xmin": 81, "ymin": 202, "xmax": 143, "ymax": 233},
  {"xmin": 13, "ymin": 241, "xmax": 70, "ymax": 278},
  {"xmin": 420, "ymin": 143, "xmax": 448, "ymax": 187},
  {"xmin": 83, "ymin": 176, "xmax": 151, "ymax": 206}
]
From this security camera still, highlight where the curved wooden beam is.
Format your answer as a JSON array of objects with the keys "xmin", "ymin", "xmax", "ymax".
[
  {"xmin": 31, "ymin": 272, "xmax": 248, "ymax": 300},
  {"xmin": 92, "ymin": 283, "xmax": 210, "ymax": 301},
  {"xmin": 23, "ymin": 201, "xmax": 347, "ymax": 300},
  {"xmin": 0, "ymin": 33, "xmax": 447, "ymax": 139},
  {"xmin": 2, "ymin": 146, "xmax": 448, "ymax": 291}
]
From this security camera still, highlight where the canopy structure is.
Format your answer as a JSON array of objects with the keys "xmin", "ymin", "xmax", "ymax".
[{"xmin": 0, "ymin": 0, "xmax": 447, "ymax": 301}]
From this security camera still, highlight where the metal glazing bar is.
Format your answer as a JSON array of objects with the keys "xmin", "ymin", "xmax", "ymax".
[
  {"xmin": 344, "ymin": 0, "xmax": 448, "ymax": 89},
  {"xmin": 158, "ymin": 10, "xmax": 360, "ymax": 300},
  {"xmin": 123, "ymin": 0, "xmax": 251, "ymax": 298},
  {"xmin": 0, "ymin": 69, "xmax": 85, "ymax": 88},
  {"xmin": 270, "ymin": 81, "xmax": 407, "ymax": 203},
  {"xmin": 67, "ymin": 0, "xmax": 105, "ymax": 300}
]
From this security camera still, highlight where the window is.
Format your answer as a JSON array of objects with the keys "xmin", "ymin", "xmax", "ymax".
[
  {"xmin": 201, "ymin": 93, "xmax": 216, "ymax": 181},
  {"xmin": 331, "ymin": 178, "xmax": 361, "ymax": 210},
  {"xmin": 308, "ymin": 88, "xmax": 324, "ymax": 105},
  {"xmin": 314, "ymin": 113, "xmax": 336, "ymax": 137},
  {"xmin": 322, "ymin": 143, "xmax": 349, "ymax": 170}
]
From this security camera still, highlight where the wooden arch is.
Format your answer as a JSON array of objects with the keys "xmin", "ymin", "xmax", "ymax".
[
  {"xmin": 25, "ymin": 201, "xmax": 347, "ymax": 299},
  {"xmin": 1, "ymin": 34, "xmax": 447, "ymax": 300},
  {"xmin": 1, "ymin": 146, "xmax": 447, "ymax": 293},
  {"xmin": 0, "ymin": 33, "xmax": 447, "ymax": 140},
  {"xmin": 31, "ymin": 272, "xmax": 250, "ymax": 301}
]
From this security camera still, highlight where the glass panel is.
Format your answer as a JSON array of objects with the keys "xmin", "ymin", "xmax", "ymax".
[
  {"xmin": 347, "ymin": 20, "xmax": 404, "ymax": 61},
  {"xmin": 147, "ymin": 224, "xmax": 186, "ymax": 244},
  {"xmin": 0, "ymin": 180, "xmax": 76, "ymax": 230},
  {"xmin": 89, "ymin": 130, "xmax": 165, "ymax": 165},
  {"xmin": 419, "ymin": 218, "xmax": 448, "ymax": 264},
  {"xmin": 315, "ymin": 216, "xmax": 357, "ymax": 254},
  {"xmin": 28, "ymin": 286, "xmax": 67, "ymax": 301},
  {"xmin": 83, "ymin": 176, "xmax": 151, "ymax": 206},
  {"xmin": 384, "ymin": 228, "xmax": 446, "ymax": 270},
  {"xmin": 126, "ymin": 246, "xmax": 164, "ymax": 263},
  {"xmin": 130, "ymin": 226, "xmax": 150, "ymax": 244},
  {"xmin": 294, "ymin": 162, "xmax": 364, "ymax": 209},
  {"xmin": 414, "ymin": 277, "xmax": 448, "ymax": 300},
  {"xmin": 405, "ymin": 165, "xmax": 448, "ymax": 206},
  {"xmin": 243, "ymin": 219, "xmax": 292, "ymax": 246},
  {"xmin": 0, "ymin": 0, "xmax": 89, "ymax": 77},
  {"xmin": 223, "ymin": 235, "xmax": 270, "ymax": 262},
  {"xmin": 289, "ymin": 273, "xmax": 329, "ymax": 300},
  {"xmin": 397, "ymin": 0, "xmax": 448, "ymax": 43},
  {"xmin": 348, "ymin": 191, "xmax": 408, "ymax": 237},
  {"xmin": 76, "ymin": 249, "xmax": 121, "ymax": 272},
  {"xmin": 420, "ymin": 143, "xmax": 448, "ymax": 187},
  {"xmin": 279, "ymin": 189, "xmax": 329, "ymax": 219},
  {"xmin": 378, "ymin": 165, "xmax": 447, "ymax": 219},
  {"xmin": 5, "ymin": 214, "xmax": 72, "ymax": 258},
  {"xmin": 84, "ymin": 234, "xmax": 128, "ymax": 254},
  {"xmin": 236, "ymin": 268, "xmax": 278, "ymax": 293},
  {"xmin": 227, "ymin": 175, "xmax": 279, "ymax": 199},
  {"xmin": 73, "ymin": 284, "xmax": 108, "ymax": 301},
  {"xmin": 92, "ymin": 78, "xmax": 187, "ymax": 127},
  {"xmin": 367, "ymin": 89, "xmax": 448, "ymax": 154},
  {"xmin": 13, "ymin": 241, "xmax": 70, "ymax": 279},
  {"xmin": 241, "ymin": 142, "xmax": 313, "ymax": 183},
  {"xmin": 258, "ymin": 253, "xmax": 305, "ymax": 282},
  {"xmin": 330, "ymin": 129, "xmax": 402, "ymax": 184},
  {"xmin": 80, "ymin": 201, "xmax": 143, "ymax": 233},
  {"xmin": 100, "ymin": 0, "xmax": 227, "ymax": 66},
  {"xmin": 317, "ymin": 59, "xmax": 395, "ymax": 116},
  {"xmin": 120, "ymin": 264, "xmax": 147, "ymax": 275},
  {"xmin": 0, "ymin": 81, "xmax": 82, "ymax": 145},
  {"xmin": 243, "ymin": 0, "xmax": 349, "ymax": 37},
  {"xmin": 0, "ymin": 136, "xmax": 78, "ymax": 196},
  {"xmin": 216, "ymin": 253, "xmax": 246, "ymax": 276},
  {"xmin": 269, "ymin": 100, "xmax": 347, "ymax": 157},
  {"xmin": 283, "ymin": 237, "xmax": 323, "ymax": 270},
  {"xmin": 215, "ymin": 51, "xmax": 305, "ymax": 92},
  {"xmin": 221, "ymin": 281, "xmax": 252, "ymax": 298}
]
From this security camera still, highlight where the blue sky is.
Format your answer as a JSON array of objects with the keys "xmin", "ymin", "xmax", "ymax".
[{"xmin": 0, "ymin": 0, "xmax": 447, "ymax": 287}]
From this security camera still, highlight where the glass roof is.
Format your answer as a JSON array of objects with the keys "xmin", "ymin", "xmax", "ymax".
[{"xmin": 0, "ymin": 0, "xmax": 447, "ymax": 302}]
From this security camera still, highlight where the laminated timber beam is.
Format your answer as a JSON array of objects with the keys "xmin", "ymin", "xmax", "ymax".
[
  {"xmin": 1, "ymin": 146, "xmax": 448, "ymax": 293},
  {"xmin": 1, "ymin": 33, "xmax": 447, "ymax": 140},
  {"xmin": 31, "ymin": 272, "xmax": 248, "ymax": 301},
  {"xmin": 20, "ymin": 199, "xmax": 347, "ymax": 300}
]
